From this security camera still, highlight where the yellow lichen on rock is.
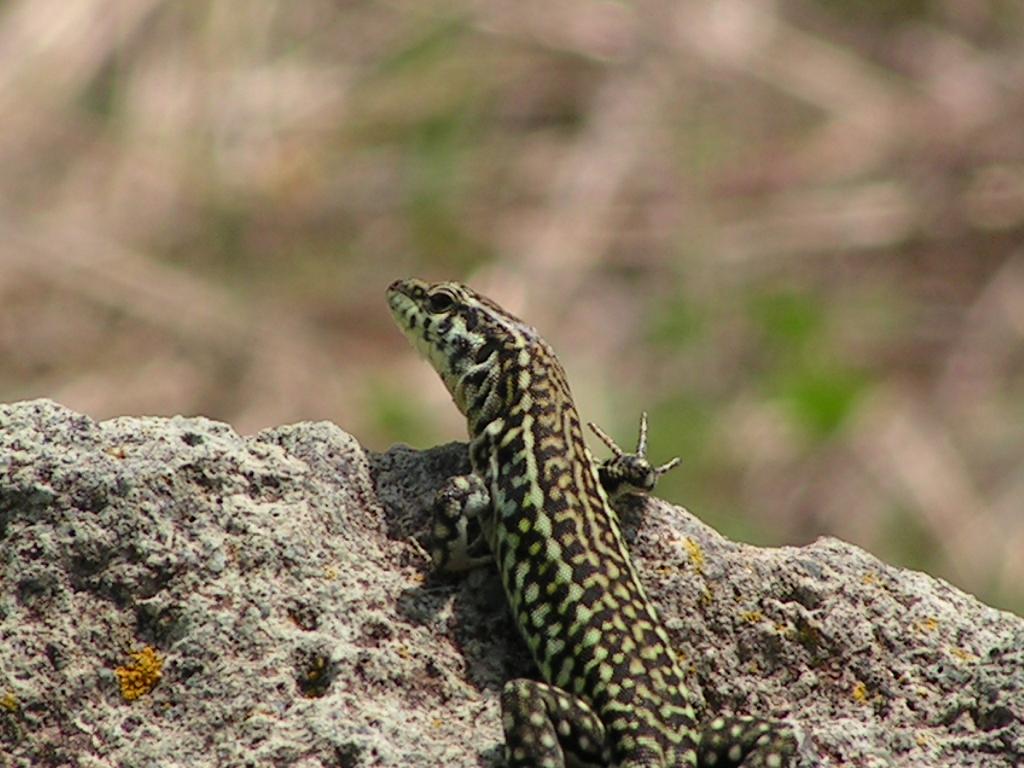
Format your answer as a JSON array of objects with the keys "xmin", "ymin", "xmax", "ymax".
[
  {"xmin": 852, "ymin": 680, "xmax": 869, "ymax": 704},
  {"xmin": 115, "ymin": 646, "xmax": 163, "ymax": 701},
  {"xmin": 683, "ymin": 537, "xmax": 705, "ymax": 574}
]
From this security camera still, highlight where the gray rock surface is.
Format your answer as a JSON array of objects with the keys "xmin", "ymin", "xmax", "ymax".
[{"xmin": 0, "ymin": 399, "xmax": 1021, "ymax": 767}]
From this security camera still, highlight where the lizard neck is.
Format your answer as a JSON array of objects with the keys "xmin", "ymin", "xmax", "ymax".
[{"xmin": 466, "ymin": 348, "xmax": 604, "ymax": 510}]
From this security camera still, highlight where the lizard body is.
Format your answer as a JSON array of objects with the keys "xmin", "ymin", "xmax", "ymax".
[{"xmin": 387, "ymin": 278, "xmax": 795, "ymax": 768}]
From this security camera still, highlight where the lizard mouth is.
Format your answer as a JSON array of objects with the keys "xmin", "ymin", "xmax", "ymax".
[
  {"xmin": 386, "ymin": 278, "xmax": 412, "ymax": 307},
  {"xmin": 386, "ymin": 278, "xmax": 437, "ymax": 359},
  {"xmin": 386, "ymin": 278, "xmax": 411, "ymax": 298},
  {"xmin": 386, "ymin": 279, "xmax": 423, "ymax": 330}
]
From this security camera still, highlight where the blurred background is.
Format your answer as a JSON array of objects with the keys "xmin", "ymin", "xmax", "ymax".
[{"xmin": 0, "ymin": 0, "xmax": 1021, "ymax": 613}]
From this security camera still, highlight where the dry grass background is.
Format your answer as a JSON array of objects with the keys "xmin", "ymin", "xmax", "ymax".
[{"xmin": 0, "ymin": 0, "xmax": 1022, "ymax": 613}]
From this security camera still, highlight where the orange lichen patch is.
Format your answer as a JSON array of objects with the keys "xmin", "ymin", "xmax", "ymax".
[
  {"xmin": 115, "ymin": 646, "xmax": 163, "ymax": 701},
  {"xmin": 1, "ymin": 692, "xmax": 17, "ymax": 712}
]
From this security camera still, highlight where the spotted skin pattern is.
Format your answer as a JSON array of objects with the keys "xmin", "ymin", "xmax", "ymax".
[{"xmin": 387, "ymin": 279, "xmax": 796, "ymax": 768}]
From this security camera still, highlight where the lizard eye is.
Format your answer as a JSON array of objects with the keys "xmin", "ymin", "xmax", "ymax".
[{"xmin": 427, "ymin": 290, "xmax": 456, "ymax": 313}]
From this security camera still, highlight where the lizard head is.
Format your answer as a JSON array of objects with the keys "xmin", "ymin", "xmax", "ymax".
[{"xmin": 387, "ymin": 278, "xmax": 541, "ymax": 424}]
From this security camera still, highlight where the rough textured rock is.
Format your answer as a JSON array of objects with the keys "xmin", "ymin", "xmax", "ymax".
[{"xmin": 0, "ymin": 399, "xmax": 1021, "ymax": 767}]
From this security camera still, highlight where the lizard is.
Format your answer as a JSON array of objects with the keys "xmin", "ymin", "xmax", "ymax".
[{"xmin": 387, "ymin": 278, "xmax": 797, "ymax": 768}]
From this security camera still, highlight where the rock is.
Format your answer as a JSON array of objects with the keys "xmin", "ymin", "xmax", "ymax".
[{"xmin": 0, "ymin": 399, "xmax": 1021, "ymax": 767}]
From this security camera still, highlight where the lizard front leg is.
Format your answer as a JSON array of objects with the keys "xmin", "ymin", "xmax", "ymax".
[{"xmin": 430, "ymin": 473, "xmax": 493, "ymax": 572}]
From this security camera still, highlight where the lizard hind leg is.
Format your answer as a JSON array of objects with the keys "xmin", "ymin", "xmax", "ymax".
[
  {"xmin": 697, "ymin": 715, "xmax": 796, "ymax": 767},
  {"xmin": 501, "ymin": 679, "xmax": 610, "ymax": 768},
  {"xmin": 589, "ymin": 412, "xmax": 681, "ymax": 499}
]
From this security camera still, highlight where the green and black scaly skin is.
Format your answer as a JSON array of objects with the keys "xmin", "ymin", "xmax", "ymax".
[{"xmin": 387, "ymin": 278, "xmax": 796, "ymax": 768}]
